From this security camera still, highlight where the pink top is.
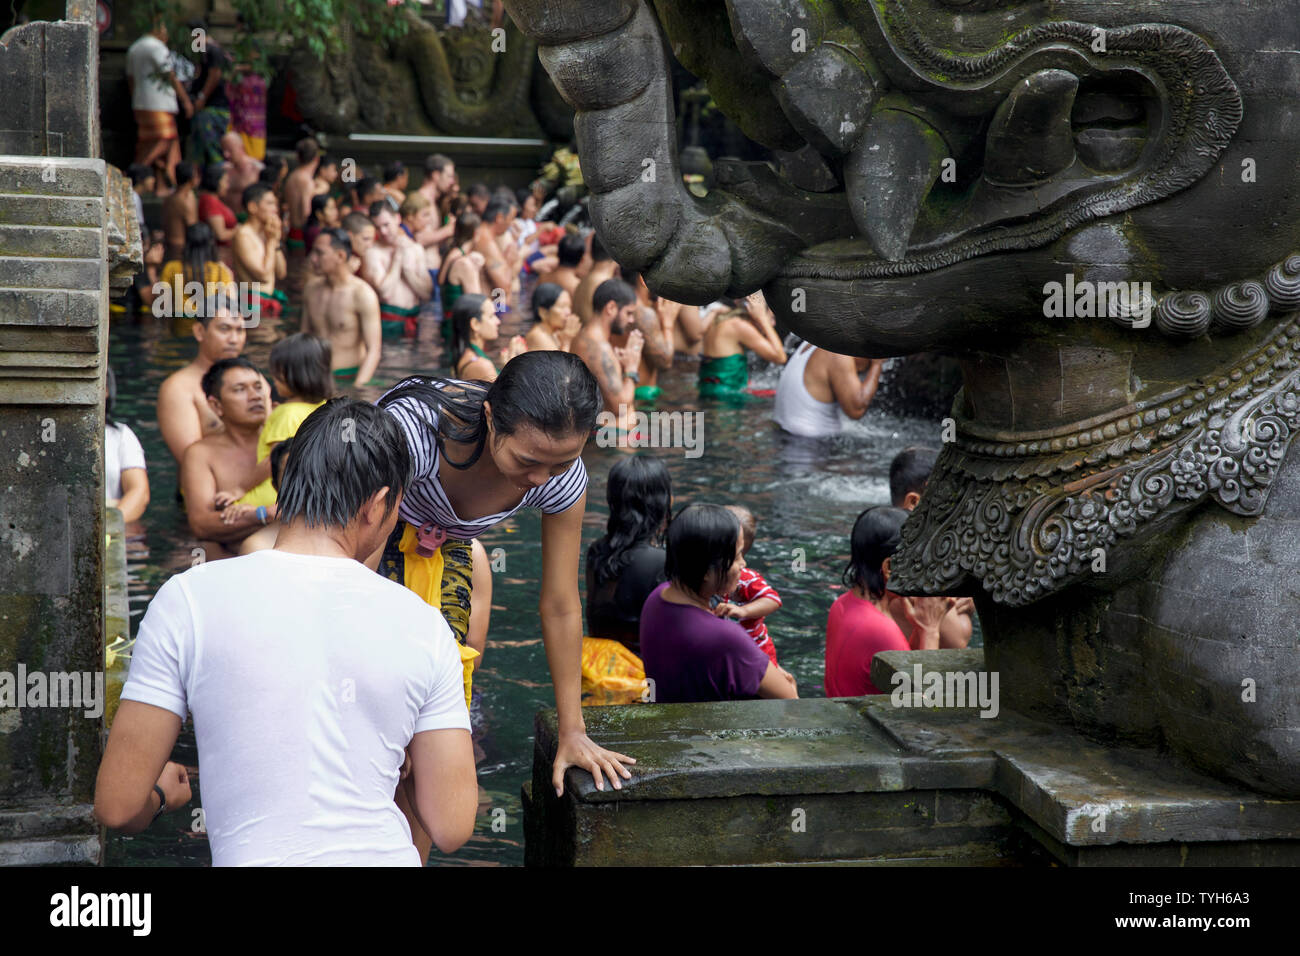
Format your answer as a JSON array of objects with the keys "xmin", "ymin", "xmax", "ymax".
[{"xmin": 824, "ymin": 589, "xmax": 909, "ymax": 696}]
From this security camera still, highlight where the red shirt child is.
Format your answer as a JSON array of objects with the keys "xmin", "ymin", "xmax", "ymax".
[{"xmin": 716, "ymin": 505, "xmax": 782, "ymax": 665}]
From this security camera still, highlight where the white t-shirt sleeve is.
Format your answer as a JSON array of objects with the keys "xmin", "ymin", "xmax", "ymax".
[
  {"xmin": 120, "ymin": 575, "xmax": 192, "ymax": 720},
  {"xmin": 414, "ymin": 619, "xmax": 471, "ymax": 734},
  {"xmin": 119, "ymin": 424, "xmax": 148, "ymax": 473}
]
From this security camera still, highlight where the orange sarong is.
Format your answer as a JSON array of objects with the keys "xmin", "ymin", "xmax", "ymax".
[{"xmin": 134, "ymin": 109, "xmax": 178, "ymax": 143}]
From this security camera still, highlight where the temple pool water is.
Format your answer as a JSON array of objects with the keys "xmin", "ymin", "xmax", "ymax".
[{"xmin": 104, "ymin": 294, "xmax": 970, "ymax": 866}]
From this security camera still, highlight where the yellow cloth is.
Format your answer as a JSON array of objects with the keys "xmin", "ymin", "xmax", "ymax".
[
  {"xmin": 239, "ymin": 401, "xmax": 324, "ymax": 506},
  {"xmin": 580, "ymin": 636, "xmax": 646, "ymax": 707},
  {"xmin": 159, "ymin": 260, "xmax": 235, "ymax": 314},
  {"xmin": 239, "ymin": 132, "xmax": 266, "ymax": 161},
  {"xmin": 398, "ymin": 523, "xmax": 479, "ymax": 713}
]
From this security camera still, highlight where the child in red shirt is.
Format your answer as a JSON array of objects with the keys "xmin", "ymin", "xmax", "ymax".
[{"xmin": 716, "ymin": 505, "xmax": 782, "ymax": 665}]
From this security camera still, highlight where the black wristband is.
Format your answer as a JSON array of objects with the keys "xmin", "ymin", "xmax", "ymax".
[{"xmin": 151, "ymin": 784, "xmax": 167, "ymax": 823}]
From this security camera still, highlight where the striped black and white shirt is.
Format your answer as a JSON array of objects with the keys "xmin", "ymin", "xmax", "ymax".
[{"xmin": 380, "ymin": 383, "xmax": 588, "ymax": 540}]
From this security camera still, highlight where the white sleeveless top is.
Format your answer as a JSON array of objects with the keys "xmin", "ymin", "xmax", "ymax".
[{"xmin": 774, "ymin": 343, "xmax": 844, "ymax": 438}]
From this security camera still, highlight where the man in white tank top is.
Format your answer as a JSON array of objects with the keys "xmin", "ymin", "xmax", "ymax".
[{"xmin": 774, "ymin": 341, "xmax": 886, "ymax": 437}]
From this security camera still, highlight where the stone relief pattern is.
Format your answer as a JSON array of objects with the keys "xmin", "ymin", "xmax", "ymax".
[{"xmin": 891, "ymin": 320, "xmax": 1300, "ymax": 606}]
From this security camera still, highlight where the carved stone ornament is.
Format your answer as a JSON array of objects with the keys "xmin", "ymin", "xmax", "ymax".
[{"xmin": 891, "ymin": 307, "xmax": 1300, "ymax": 605}]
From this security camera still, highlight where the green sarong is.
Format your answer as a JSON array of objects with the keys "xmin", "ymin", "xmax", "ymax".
[
  {"xmin": 698, "ymin": 353, "xmax": 749, "ymax": 397},
  {"xmin": 634, "ymin": 384, "xmax": 662, "ymax": 401}
]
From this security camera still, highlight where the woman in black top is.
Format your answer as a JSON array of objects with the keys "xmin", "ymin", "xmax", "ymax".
[{"xmin": 586, "ymin": 455, "xmax": 671, "ymax": 655}]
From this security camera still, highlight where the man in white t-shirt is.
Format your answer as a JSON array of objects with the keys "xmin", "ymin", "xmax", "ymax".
[
  {"xmin": 95, "ymin": 399, "xmax": 477, "ymax": 866},
  {"xmin": 125, "ymin": 20, "xmax": 192, "ymax": 188}
]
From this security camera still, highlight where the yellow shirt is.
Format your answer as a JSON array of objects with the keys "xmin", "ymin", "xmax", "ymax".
[
  {"xmin": 159, "ymin": 261, "xmax": 236, "ymax": 315},
  {"xmin": 237, "ymin": 400, "xmax": 326, "ymax": 507}
]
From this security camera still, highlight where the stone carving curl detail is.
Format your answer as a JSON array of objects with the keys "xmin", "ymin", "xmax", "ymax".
[
  {"xmin": 1155, "ymin": 291, "xmax": 1213, "ymax": 337},
  {"xmin": 1264, "ymin": 255, "xmax": 1300, "ymax": 309},
  {"xmin": 1211, "ymin": 280, "xmax": 1269, "ymax": 331}
]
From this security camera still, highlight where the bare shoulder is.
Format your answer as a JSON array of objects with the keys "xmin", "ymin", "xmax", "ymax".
[{"xmin": 351, "ymin": 275, "xmax": 380, "ymax": 305}]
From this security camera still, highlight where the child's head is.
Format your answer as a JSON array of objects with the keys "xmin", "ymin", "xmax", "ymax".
[
  {"xmin": 270, "ymin": 333, "xmax": 333, "ymax": 404},
  {"xmin": 843, "ymin": 506, "xmax": 909, "ymax": 600},
  {"xmin": 725, "ymin": 504, "xmax": 756, "ymax": 555},
  {"xmin": 269, "ymin": 437, "xmax": 293, "ymax": 494},
  {"xmin": 889, "ymin": 446, "xmax": 939, "ymax": 511},
  {"xmin": 127, "ymin": 162, "xmax": 155, "ymax": 193}
]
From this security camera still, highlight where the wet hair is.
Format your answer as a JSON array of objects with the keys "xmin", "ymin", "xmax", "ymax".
[
  {"xmin": 241, "ymin": 182, "xmax": 273, "ymax": 211},
  {"xmin": 175, "ymin": 161, "xmax": 195, "ymax": 187},
  {"xmin": 270, "ymin": 333, "xmax": 334, "ymax": 404},
  {"xmin": 382, "ymin": 160, "xmax": 406, "ymax": 184},
  {"xmin": 276, "ymin": 399, "xmax": 410, "ymax": 529},
  {"xmin": 587, "ymin": 456, "xmax": 672, "ymax": 588},
  {"xmin": 259, "ymin": 156, "xmax": 287, "ymax": 186},
  {"xmin": 201, "ymin": 356, "xmax": 261, "ymax": 400},
  {"xmin": 425, "ymin": 153, "xmax": 453, "ymax": 175},
  {"xmin": 316, "ymin": 155, "xmax": 338, "ymax": 173},
  {"xmin": 127, "ymin": 163, "xmax": 153, "ymax": 188},
  {"xmin": 378, "ymin": 350, "xmax": 600, "ymax": 471},
  {"xmin": 355, "ymin": 177, "xmax": 381, "ymax": 205},
  {"xmin": 592, "ymin": 278, "xmax": 635, "ymax": 316},
  {"xmin": 180, "ymin": 222, "xmax": 219, "ymax": 291},
  {"xmin": 317, "ymin": 227, "xmax": 352, "ymax": 256},
  {"xmin": 514, "ymin": 186, "xmax": 533, "ymax": 209},
  {"xmin": 307, "ymin": 192, "xmax": 332, "ymax": 225},
  {"xmin": 725, "ymin": 504, "xmax": 756, "ymax": 554},
  {"xmin": 451, "ymin": 211, "xmax": 480, "ymax": 247},
  {"xmin": 664, "ymin": 503, "xmax": 740, "ymax": 596},
  {"xmin": 467, "ymin": 183, "xmax": 492, "ymax": 202},
  {"xmin": 620, "ymin": 267, "xmax": 643, "ymax": 290},
  {"xmin": 532, "ymin": 282, "xmax": 565, "ymax": 319},
  {"xmin": 842, "ymin": 506, "xmax": 909, "ymax": 600},
  {"xmin": 399, "ymin": 192, "xmax": 430, "ymax": 219},
  {"xmin": 482, "ymin": 199, "xmax": 512, "ymax": 224},
  {"xmin": 296, "ymin": 138, "xmax": 320, "ymax": 165},
  {"xmin": 889, "ymin": 446, "xmax": 939, "ymax": 507},
  {"xmin": 269, "ymin": 437, "xmax": 292, "ymax": 493},
  {"xmin": 590, "ymin": 231, "xmax": 611, "ymax": 263},
  {"xmin": 200, "ymin": 163, "xmax": 226, "ymax": 193},
  {"xmin": 449, "ymin": 293, "xmax": 491, "ymax": 372},
  {"xmin": 341, "ymin": 211, "xmax": 372, "ymax": 236},
  {"xmin": 557, "ymin": 233, "xmax": 585, "ymax": 267},
  {"xmin": 369, "ymin": 199, "xmax": 397, "ymax": 220}
]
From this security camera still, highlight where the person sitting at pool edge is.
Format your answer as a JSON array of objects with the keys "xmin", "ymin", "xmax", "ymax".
[
  {"xmin": 824, "ymin": 506, "xmax": 957, "ymax": 697},
  {"xmin": 639, "ymin": 503, "xmax": 798, "ymax": 704},
  {"xmin": 890, "ymin": 446, "xmax": 976, "ymax": 648},
  {"xmin": 96, "ymin": 398, "xmax": 477, "ymax": 865},
  {"xmin": 586, "ymin": 455, "xmax": 671, "ymax": 656}
]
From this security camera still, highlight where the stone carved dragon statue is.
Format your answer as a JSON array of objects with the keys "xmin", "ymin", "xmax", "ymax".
[{"xmin": 502, "ymin": 0, "xmax": 1300, "ymax": 798}]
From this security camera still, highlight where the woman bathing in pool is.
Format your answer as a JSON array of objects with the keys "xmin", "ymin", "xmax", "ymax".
[{"xmin": 376, "ymin": 351, "xmax": 635, "ymax": 814}]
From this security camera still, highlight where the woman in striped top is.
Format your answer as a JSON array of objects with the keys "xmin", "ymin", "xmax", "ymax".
[{"xmin": 377, "ymin": 350, "xmax": 636, "ymax": 801}]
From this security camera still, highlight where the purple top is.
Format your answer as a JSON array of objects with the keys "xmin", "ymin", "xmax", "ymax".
[{"xmin": 638, "ymin": 582, "xmax": 772, "ymax": 704}]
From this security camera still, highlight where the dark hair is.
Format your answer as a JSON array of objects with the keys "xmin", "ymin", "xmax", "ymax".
[
  {"xmin": 270, "ymin": 333, "xmax": 333, "ymax": 404},
  {"xmin": 592, "ymin": 278, "xmax": 635, "ymax": 316},
  {"xmin": 369, "ymin": 199, "xmax": 396, "ymax": 220},
  {"xmin": 842, "ymin": 506, "xmax": 909, "ymax": 600},
  {"xmin": 557, "ymin": 233, "xmax": 585, "ymax": 267},
  {"xmin": 175, "ymin": 161, "xmax": 195, "ymax": 187},
  {"xmin": 200, "ymin": 356, "xmax": 261, "ymax": 400},
  {"xmin": 127, "ymin": 163, "xmax": 153, "ymax": 187},
  {"xmin": 467, "ymin": 183, "xmax": 492, "ymax": 200},
  {"xmin": 269, "ymin": 437, "xmax": 293, "ymax": 493},
  {"xmin": 296, "ymin": 138, "xmax": 320, "ymax": 165},
  {"xmin": 200, "ymin": 163, "xmax": 226, "ymax": 193},
  {"xmin": 241, "ymin": 182, "xmax": 272, "ymax": 211},
  {"xmin": 482, "ymin": 199, "xmax": 512, "ymax": 224},
  {"xmin": 587, "ymin": 456, "xmax": 672, "ymax": 588},
  {"xmin": 259, "ymin": 157, "xmax": 287, "ymax": 185},
  {"xmin": 382, "ymin": 160, "xmax": 406, "ymax": 184},
  {"xmin": 341, "ymin": 211, "xmax": 372, "ymax": 236},
  {"xmin": 449, "ymin": 293, "xmax": 491, "ymax": 372},
  {"xmin": 889, "ymin": 446, "xmax": 939, "ymax": 507},
  {"xmin": 307, "ymin": 192, "xmax": 332, "ymax": 225},
  {"xmin": 620, "ymin": 267, "xmax": 643, "ymax": 290},
  {"xmin": 355, "ymin": 177, "xmax": 381, "ymax": 204},
  {"xmin": 378, "ymin": 351, "xmax": 600, "ymax": 471},
  {"xmin": 180, "ymin": 222, "xmax": 218, "ymax": 291},
  {"xmin": 105, "ymin": 367, "xmax": 118, "ymax": 427},
  {"xmin": 532, "ymin": 282, "xmax": 565, "ymax": 319},
  {"xmin": 195, "ymin": 289, "xmax": 237, "ymax": 326},
  {"xmin": 317, "ymin": 227, "xmax": 352, "ymax": 256},
  {"xmin": 276, "ymin": 399, "xmax": 410, "ymax": 528},
  {"xmin": 664, "ymin": 504, "xmax": 739, "ymax": 596},
  {"xmin": 590, "ymin": 230, "xmax": 610, "ymax": 262},
  {"xmin": 425, "ymin": 153, "xmax": 453, "ymax": 175},
  {"xmin": 451, "ymin": 211, "xmax": 480, "ymax": 248}
]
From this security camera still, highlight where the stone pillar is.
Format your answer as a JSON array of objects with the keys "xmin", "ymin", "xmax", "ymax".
[{"xmin": 0, "ymin": 1, "xmax": 137, "ymax": 866}]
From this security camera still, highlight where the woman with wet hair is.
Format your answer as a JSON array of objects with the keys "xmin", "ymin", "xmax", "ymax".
[
  {"xmin": 526, "ymin": 282, "xmax": 579, "ymax": 352},
  {"xmin": 377, "ymin": 349, "xmax": 636, "ymax": 824},
  {"xmin": 585, "ymin": 455, "xmax": 671, "ymax": 654},
  {"xmin": 448, "ymin": 293, "xmax": 526, "ymax": 382},
  {"xmin": 824, "ymin": 506, "xmax": 956, "ymax": 696},
  {"xmin": 639, "ymin": 504, "xmax": 798, "ymax": 703}
]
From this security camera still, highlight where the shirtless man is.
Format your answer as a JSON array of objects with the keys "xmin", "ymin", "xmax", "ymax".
[
  {"xmin": 616, "ymin": 270, "xmax": 678, "ymax": 401},
  {"xmin": 161, "ymin": 161, "xmax": 199, "ymax": 262},
  {"xmin": 465, "ymin": 182, "xmax": 491, "ymax": 217},
  {"xmin": 342, "ymin": 212, "xmax": 378, "ymax": 283},
  {"xmin": 314, "ymin": 156, "xmax": 339, "ymax": 200},
  {"xmin": 303, "ymin": 229, "xmax": 382, "ymax": 388},
  {"xmin": 233, "ymin": 184, "xmax": 288, "ymax": 317},
  {"xmin": 572, "ymin": 232, "xmax": 619, "ymax": 322},
  {"xmin": 284, "ymin": 138, "xmax": 321, "ymax": 248},
  {"xmin": 382, "ymin": 161, "xmax": 409, "ymax": 206},
  {"xmin": 180, "ymin": 357, "xmax": 272, "ymax": 559},
  {"xmin": 366, "ymin": 204, "xmax": 432, "ymax": 336},
  {"xmin": 219, "ymin": 131, "xmax": 263, "ymax": 211},
  {"xmin": 474, "ymin": 199, "xmax": 517, "ymax": 301},
  {"xmin": 416, "ymin": 154, "xmax": 457, "ymax": 248},
  {"xmin": 571, "ymin": 278, "xmax": 644, "ymax": 434},
  {"xmin": 537, "ymin": 233, "xmax": 586, "ymax": 297},
  {"xmin": 156, "ymin": 294, "xmax": 246, "ymax": 463},
  {"xmin": 400, "ymin": 192, "xmax": 441, "ymax": 280}
]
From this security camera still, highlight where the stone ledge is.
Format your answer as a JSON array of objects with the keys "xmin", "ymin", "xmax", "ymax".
[
  {"xmin": 0, "ymin": 224, "xmax": 101, "ymax": 259},
  {"xmin": 0, "ymin": 195, "xmax": 104, "ymax": 228},
  {"xmin": 0, "ymin": 157, "xmax": 105, "ymax": 197},
  {"xmin": 0, "ymin": 288, "xmax": 99, "ymax": 327},
  {"xmin": 0, "ymin": 256, "xmax": 101, "ymax": 291}
]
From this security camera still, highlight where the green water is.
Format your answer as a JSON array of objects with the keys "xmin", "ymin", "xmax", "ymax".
[{"xmin": 104, "ymin": 290, "xmax": 958, "ymax": 867}]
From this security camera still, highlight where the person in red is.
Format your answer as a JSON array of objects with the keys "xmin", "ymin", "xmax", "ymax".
[
  {"xmin": 198, "ymin": 164, "xmax": 238, "ymax": 267},
  {"xmin": 716, "ymin": 505, "xmax": 782, "ymax": 665},
  {"xmin": 824, "ymin": 506, "xmax": 955, "ymax": 696}
]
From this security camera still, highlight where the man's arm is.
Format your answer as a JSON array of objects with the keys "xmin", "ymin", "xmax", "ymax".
[
  {"xmin": 170, "ymin": 73, "xmax": 193, "ymax": 119},
  {"xmin": 94, "ymin": 700, "xmax": 189, "ymax": 833},
  {"xmin": 157, "ymin": 378, "xmax": 201, "ymax": 462},
  {"xmin": 474, "ymin": 234, "xmax": 512, "ymax": 294},
  {"xmin": 637, "ymin": 304, "xmax": 673, "ymax": 371},
  {"xmin": 354, "ymin": 283, "xmax": 383, "ymax": 385},
  {"xmin": 829, "ymin": 355, "xmax": 884, "ymax": 420},
  {"xmin": 592, "ymin": 340, "xmax": 635, "ymax": 411},
  {"xmin": 232, "ymin": 227, "xmax": 274, "ymax": 285},
  {"xmin": 117, "ymin": 467, "xmax": 151, "ymax": 524},
  {"xmin": 408, "ymin": 728, "xmax": 477, "ymax": 855},
  {"xmin": 734, "ymin": 319, "xmax": 788, "ymax": 365},
  {"xmin": 399, "ymin": 241, "xmax": 433, "ymax": 299},
  {"xmin": 181, "ymin": 444, "xmax": 262, "ymax": 541}
]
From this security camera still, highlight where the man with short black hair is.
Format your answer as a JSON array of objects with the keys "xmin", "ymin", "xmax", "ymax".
[
  {"xmin": 366, "ymin": 203, "xmax": 432, "ymax": 336},
  {"xmin": 538, "ymin": 233, "xmax": 586, "ymax": 296},
  {"xmin": 233, "ymin": 182, "xmax": 287, "ymax": 316},
  {"xmin": 572, "ymin": 278, "xmax": 644, "ymax": 435},
  {"xmin": 382, "ymin": 160, "xmax": 409, "ymax": 205},
  {"xmin": 465, "ymin": 182, "xmax": 492, "ymax": 217},
  {"xmin": 474, "ymin": 199, "xmax": 517, "ymax": 298},
  {"xmin": 572, "ymin": 231, "xmax": 618, "ymax": 322},
  {"xmin": 97, "ymin": 399, "xmax": 477, "ymax": 865},
  {"xmin": 162, "ymin": 161, "xmax": 199, "ymax": 262},
  {"xmin": 156, "ymin": 293, "xmax": 246, "ymax": 463},
  {"xmin": 285, "ymin": 137, "xmax": 322, "ymax": 248},
  {"xmin": 304, "ymin": 229, "xmax": 382, "ymax": 387}
]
